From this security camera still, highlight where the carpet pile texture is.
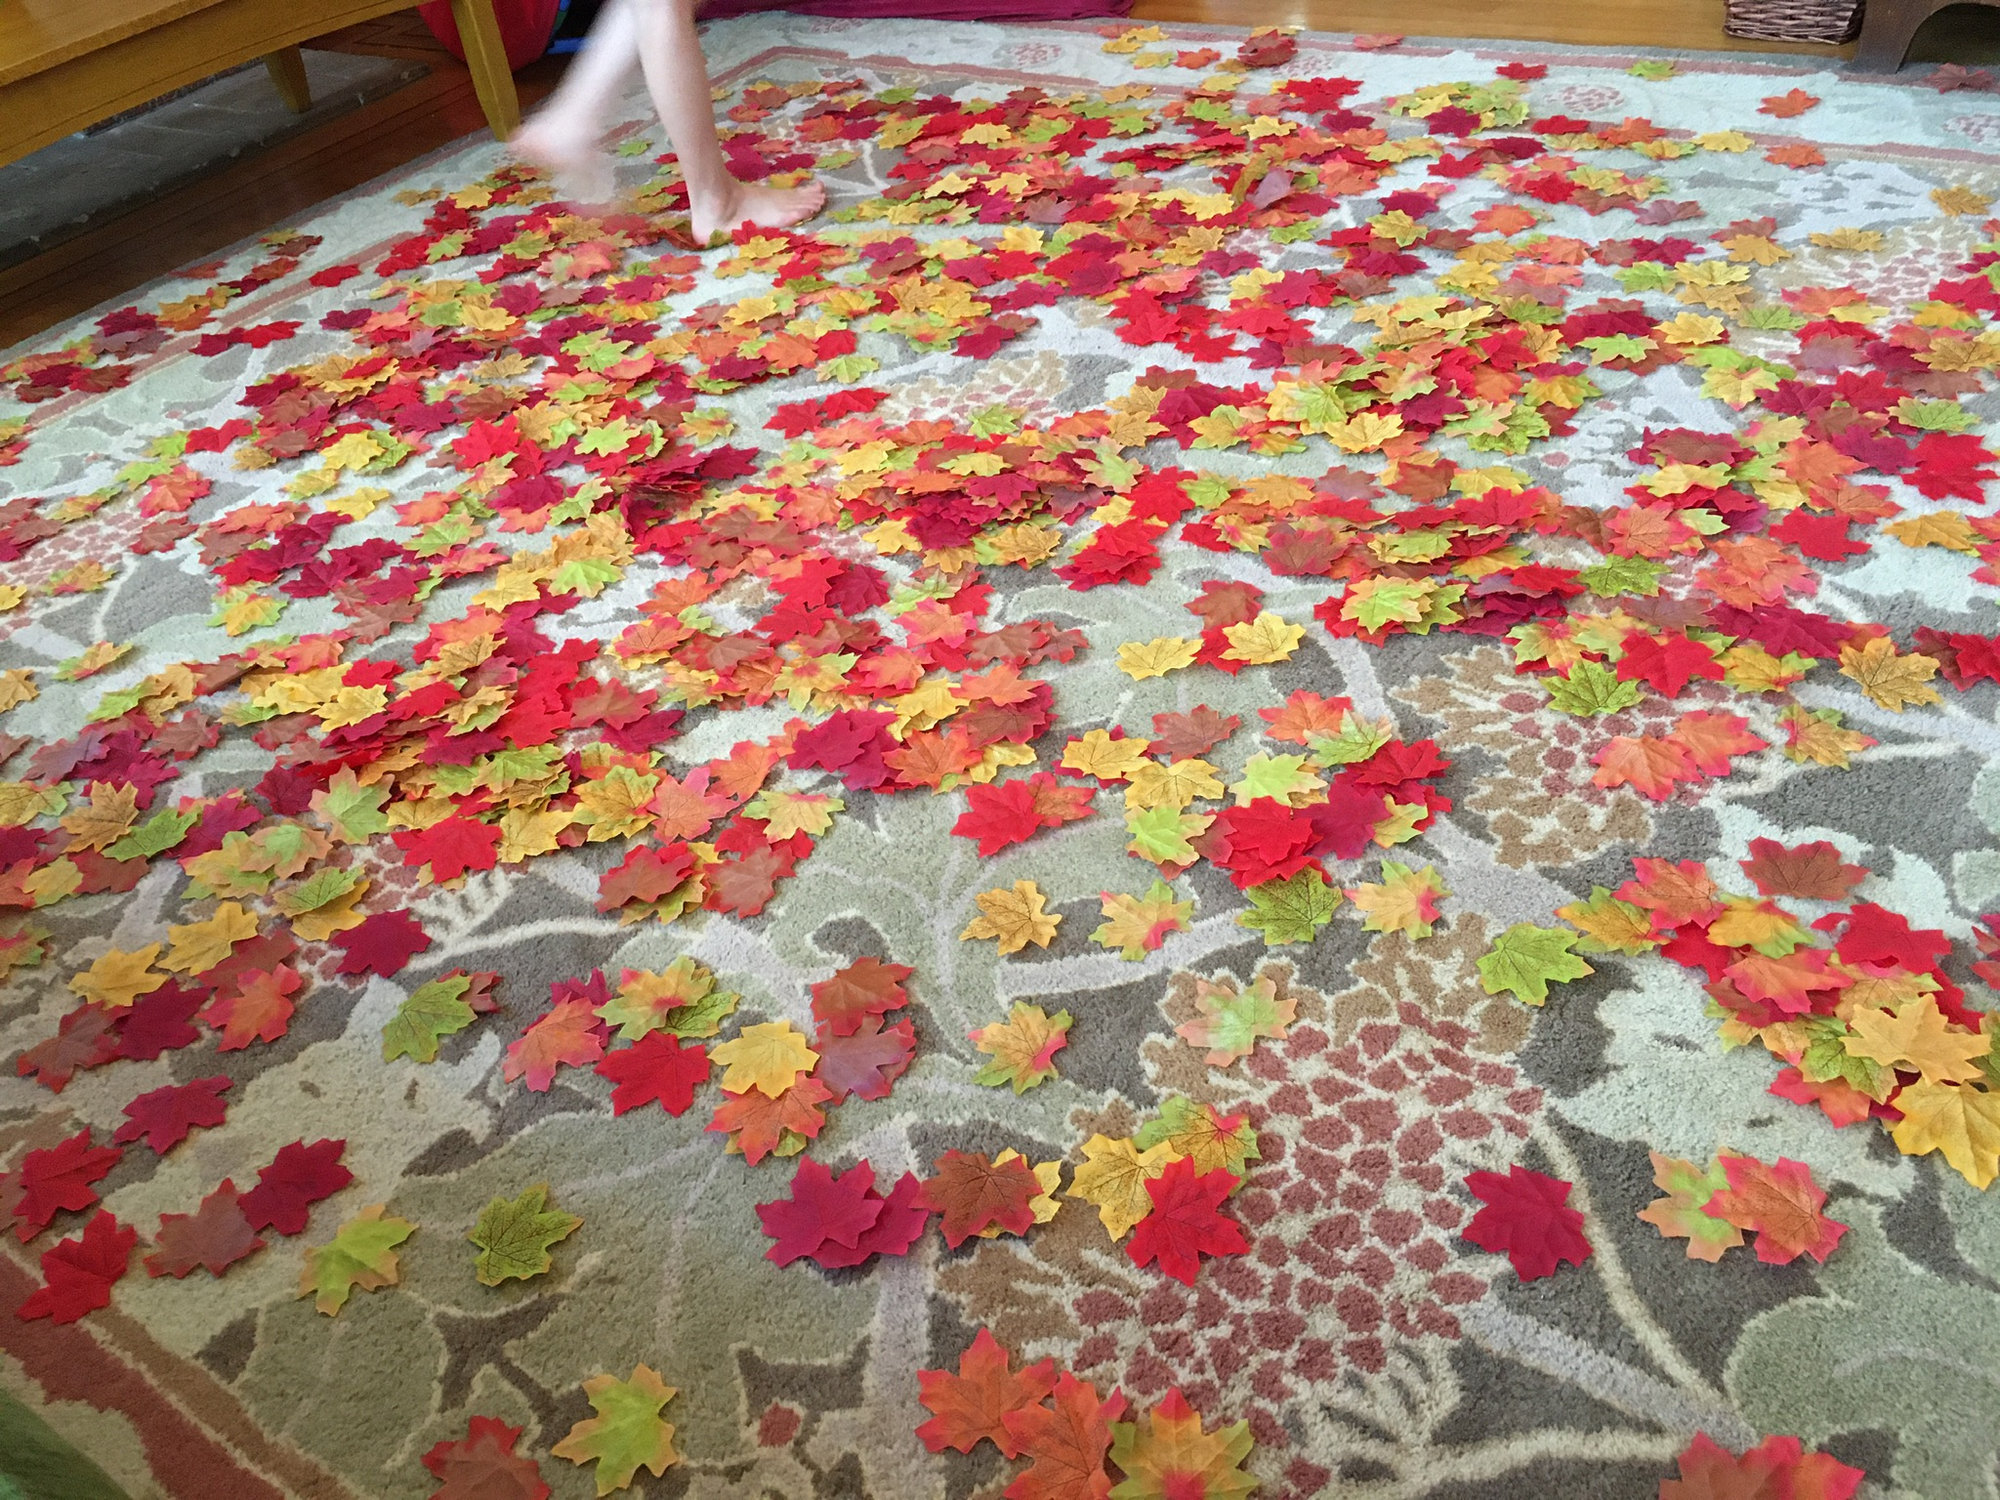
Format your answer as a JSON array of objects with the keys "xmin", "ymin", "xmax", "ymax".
[{"xmin": 2, "ymin": 15, "xmax": 1999, "ymax": 1500}]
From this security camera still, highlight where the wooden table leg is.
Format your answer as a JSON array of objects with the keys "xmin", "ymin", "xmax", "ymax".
[
  {"xmin": 447, "ymin": 0, "xmax": 521, "ymax": 139},
  {"xmin": 263, "ymin": 45, "xmax": 312, "ymax": 111}
]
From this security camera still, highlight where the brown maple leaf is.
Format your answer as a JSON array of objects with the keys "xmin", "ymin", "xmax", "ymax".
[
  {"xmin": 918, "ymin": 1150, "xmax": 1042, "ymax": 1248},
  {"xmin": 145, "ymin": 1180, "xmax": 265, "ymax": 1278},
  {"xmin": 1738, "ymin": 838, "xmax": 1866, "ymax": 902}
]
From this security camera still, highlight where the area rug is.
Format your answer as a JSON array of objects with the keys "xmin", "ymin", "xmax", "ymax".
[{"xmin": 2, "ymin": 14, "xmax": 1998, "ymax": 1500}]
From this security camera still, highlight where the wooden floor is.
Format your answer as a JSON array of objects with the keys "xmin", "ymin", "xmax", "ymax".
[{"xmin": 0, "ymin": 1, "xmax": 1977, "ymax": 349}]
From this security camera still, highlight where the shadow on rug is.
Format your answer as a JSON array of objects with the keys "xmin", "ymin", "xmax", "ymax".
[{"xmin": 1, "ymin": 14, "xmax": 1998, "ymax": 1500}]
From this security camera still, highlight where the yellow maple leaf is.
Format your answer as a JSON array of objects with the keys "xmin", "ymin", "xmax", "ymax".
[
  {"xmin": 1886, "ymin": 512, "xmax": 1977, "ymax": 553},
  {"xmin": 1933, "ymin": 184, "xmax": 1993, "ymax": 217},
  {"xmin": 970, "ymin": 1002, "xmax": 1072, "ymax": 1092},
  {"xmin": 1220, "ymin": 612, "xmax": 1305, "ymax": 665},
  {"xmin": 1889, "ymin": 1080, "xmax": 2000, "ymax": 1189},
  {"xmin": 709, "ymin": 1021, "xmax": 818, "ymax": 1098},
  {"xmin": 498, "ymin": 806, "xmax": 573, "ymax": 864},
  {"xmin": 1117, "ymin": 637, "xmax": 1200, "ymax": 680},
  {"xmin": 164, "ymin": 902, "xmax": 259, "ymax": 975},
  {"xmin": 70, "ymin": 944, "xmax": 169, "ymax": 1008},
  {"xmin": 1124, "ymin": 758, "xmax": 1224, "ymax": 812},
  {"xmin": 0, "ymin": 669, "xmax": 36, "ymax": 713},
  {"xmin": 985, "ymin": 524, "xmax": 1062, "ymax": 568},
  {"xmin": 1344, "ymin": 861, "xmax": 1449, "ymax": 939},
  {"xmin": 1092, "ymin": 878, "xmax": 1194, "ymax": 959},
  {"xmin": 1324, "ymin": 410, "xmax": 1404, "ymax": 453},
  {"xmin": 1808, "ymin": 227, "xmax": 1883, "ymax": 252},
  {"xmin": 1067, "ymin": 1134, "xmax": 1182, "ymax": 1239},
  {"xmin": 960, "ymin": 880, "xmax": 1062, "ymax": 954},
  {"xmin": 1844, "ymin": 998, "xmax": 1990, "ymax": 1086},
  {"xmin": 1781, "ymin": 705, "xmax": 1875, "ymax": 768},
  {"xmin": 289, "ymin": 878, "xmax": 371, "ymax": 942},
  {"xmin": 1653, "ymin": 313, "xmax": 1729, "ymax": 346},
  {"xmin": 58, "ymin": 782, "xmax": 139, "ymax": 852},
  {"xmin": 1060, "ymin": 730, "xmax": 1154, "ymax": 783},
  {"xmin": 1837, "ymin": 635, "xmax": 1942, "ymax": 712}
]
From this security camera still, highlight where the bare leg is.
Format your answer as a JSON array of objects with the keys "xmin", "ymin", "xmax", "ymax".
[
  {"xmin": 629, "ymin": 0, "xmax": 824, "ymax": 244},
  {"xmin": 511, "ymin": 0, "xmax": 643, "ymax": 204}
]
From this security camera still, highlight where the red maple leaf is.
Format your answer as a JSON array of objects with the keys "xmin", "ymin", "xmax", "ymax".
[
  {"xmin": 756, "ymin": 1156, "xmax": 883, "ymax": 1267},
  {"xmin": 238, "ymin": 1138, "xmax": 352, "ymax": 1235},
  {"xmin": 1769, "ymin": 511, "xmax": 1865, "ymax": 561},
  {"xmin": 144, "ymin": 1179, "xmax": 266, "ymax": 1278},
  {"xmin": 421, "ymin": 1415, "xmax": 551, "ymax": 1500},
  {"xmin": 332, "ymin": 909, "xmax": 432, "ymax": 978},
  {"xmin": 201, "ymin": 965, "xmax": 300, "ymax": 1050},
  {"xmin": 1906, "ymin": 432, "xmax": 1996, "ymax": 501},
  {"xmin": 1661, "ymin": 1433, "xmax": 1863, "ymax": 1500},
  {"xmin": 6, "ymin": 1129, "xmax": 122, "ymax": 1242},
  {"xmin": 15, "ymin": 1005, "xmax": 120, "ymax": 1093},
  {"xmin": 817, "ymin": 1171, "xmax": 932, "ymax": 1266},
  {"xmin": 113, "ymin": 1075, "xmax": 232, "ymax": 1153},
  {"xmin": 919, "ymin": 1150, "xmax": 1042, "ymax": 1248},
  {"xmin": 706, "ymin": 1077, "xmax": 835, "ymax": 1166},
  {"xmin": 1000, "ymin": 1373, "xmax": 1128, "ymax": 1500},
  {"xmin": 1615, "ymin": 631, "xmax": 1723, "ymax": 696},
  {"xmin": 810, "ymin": 956, "xmax": 913, "ymax": 1035},
  {"xmin": 1709, "ymin": 1153, "xmax": 1848, "ymax": 1265},
  {"xmin": 1462, "ymin": 1165, "xmax": 1590, "ymax": 1280},
  {"xmin": 595, "ymin": 843, "xmax": 696, "ymax": 911},
  {"xmin": 812, "ymin": 1015, "xmax": 916, "ymax": 1103},
  {"xmin": 594, "ymin": 1032, "xmax": 709, "ymax": 1115},
  {"xmin": 393, "ymin": 818, "xmax": 503, "ymax": 882},
  {"xmin": 504, "ymin": 999, "xmax": 607, "ymax": 1092},
  {"xmin": 1739, "ymin": 838, "xmax": 1866, "ymax": 902},
  {"xmin": 1125, "ymin": 1157, "xmax": 1248, "ymax": 1286},
  {"xmin": 15, "ymin": 1210, "xmax": 136, "ymax": 1324},
  {"xmin": 917, "ymin": 1327, "xmax": 1059, "ymax": 1456},
  {"xmin": 952, "ymin": 777, "xmax": 1050, "ymax": 856}
]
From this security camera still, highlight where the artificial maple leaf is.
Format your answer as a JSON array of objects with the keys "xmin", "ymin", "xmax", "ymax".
[
  {"xmin": 917, "ymin": 1327, "xmax": 1059, "ymax": 1457},
  {"xmin": 551, "ymin": 1365, "xmax": 680, "ymax": 1495},
  {"xmin": 113, "ymin": 1075, "xmax": 231, "ymax": 1153},
  {"xmin": 706, "ymin": 1076, "xmax": 834, "ymax": 1166},
  {"xmin": 812, "ymin": 1013, "xmax": 916, "ymax": 1102},
  {"xmin": 300, "ymin": 1203, "xmax": 415, "ymax": 1315},
  {"xmin": 332, "ymin": 908, "xmax": 432, "ymax": 978},
  {"xmin": 1592, "ymin": 734, "xmax": 1693, "ymax": 800},
  {"xmin": 1888, "ymin": 1080, "xmax": 2000, "ymax": 1188},
  {"xmin": 383, "ymin": 971, "xmax": 496, "ymax": 1063},
  {"xmin": 16, "ymin": 1210, "xmax": 136, "ymax": 1323},
  {"xmin": 1661, "ymin": 1432, "xmax": 1863, "ymax": 1500},
  {"xmin": 1636, "ymin": 1151, "xmax": 1744, "ymax": 1263},
  {"xmin": 1844, "ymin": 997, "xmax": 1989, "ymax": 1085},
  {"xmin": 145, "ymin": 1179, "xmax": 265, "ymax": 1277},
  {"xmin": 809, "ymin": 955, "xmax": 912, "ymax": 1035},
  {"xmin": 504, "ymin": 999, "xmax": 607, "ymax": 1092},
  {"xmin": 1152, "ymin": 707, "xmax": 1239, "ymax": 760},
  {"xmin": 421, "ymin": 1415, "xmax": 551, "ymax": 1500},
  {"xmin": 1135, "ymin": 1098, "xmax": 1258, "ymax": 1182},
  {"xmin": 1107, "ymin": 1387, "xmax": 1256, "ymax": 1499},
  {"xmin": 595, "ymin": 1031, "xmax": 710, "ymax": 1115},
  {"xmin": 1686, "ymin": 1154, "xmax": 1838, "ymax": 1271},
  {"xmin": 920, "ymin": 1149, "xmax": 1042, "ymax": 1247},
  {"xmin": 1476, "ymin": 924, "xmax": 1594, "ymax": 1006},
  {"xmin": 1092, "ymin": 879, "xmax": 1194, "ymax": 960},
  {"xmin": 1235, "ymin": 868, "xmax": 1338, "ymax": 946},
  {"xmin": 68, "ymin": 944, "xmax": 169, "ymax": 1009},
  {"xmin": 1759, "ymin": 87, "xmax": 1820, "ymax": 116},
  {"xmin": 961, "ymin": 880, "xmax": 1062, "ymax": 954},
  {"xmin": 1117, "ymin": 637, "xmax": 1200, "ymax": 680},
  {"xmin": 6, "ymin": 1129, "xmax": 121, "ymax": 1241},
  {"xmin": 202, "ymin": 964, "xmax": 300, "ymax": 1050},
  {"xmin": 1837, "ymin": 635, "xmax": 1942, "ymax": 712},
  {"xmin": 1001, "ymin": 1373, "xmax": 1128, "ymax": 1500},
  {"xmin": 1175, "ymin": 972, "xmax": 1295, "ymax": 1065},
  {"xmin": 711, "ymin": 1020, "xmax": 818, "ymax": 1098},
  {"xmin": 971, "ymin": 1003, "xmax": 1073, "ymax": 1092},
  {"xmin": 1125, "ymin": 1157, "xmax": 1248, "ymax": 1285},
  {"xmin": 1461, "ymin": 1164, "xmax": 1591, "ymax": 1280},
  {"xmin": 1069, "ymin": 1134, "xmax": 1183, "ymax": 1240},
  {"xmin": 1345, "ymin": 860, "xmax": 1448, "ymax": 938},
  {"xmin": 757, "ymin": 1156, "xmax": 883, "ymax": 1267},
  {"xmin": 1738, "ymin": 838, "xmax": 1866, "ymax": 901},
  {"xmin": 239, "ymin": 1138, "xmax": 353, "ymax": 1235},
  {"xmin": 470, "ymin": 1184, "xmax": 582, "ymax": 1284}
]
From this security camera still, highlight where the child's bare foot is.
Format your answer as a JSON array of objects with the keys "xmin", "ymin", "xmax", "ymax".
[
  {"xmin": 511, "ymin": 115, "xmax": 618, "ymax": 207},
  {"xmin": 689, "ymin": 177, "xmax": 826, "ymax": 246}
]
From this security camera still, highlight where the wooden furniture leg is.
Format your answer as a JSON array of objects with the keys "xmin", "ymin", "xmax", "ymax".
[
  {"xmin": 263, "ymin": 45, "xmax": 314, "ymax": 111},
  {"xmin": 447, "ymin": 0, "xmax": 522, "ymax": 139},
  {"xmin": 1852, "ymin": 0, "xmax": 1940, "ymax": 68}
]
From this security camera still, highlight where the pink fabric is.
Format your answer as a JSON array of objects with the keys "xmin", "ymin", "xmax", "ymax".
[{"xmin": 698, "ymin": 0, "xmax": 1129, "ymax": 20}]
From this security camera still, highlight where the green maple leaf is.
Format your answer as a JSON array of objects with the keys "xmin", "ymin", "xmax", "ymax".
[
  {"xmin": 553, "ymin": 1366, "xmax": 680, "ymax": 1494},
  {"xmin": 1348, "ymin": 578, "xmax": 1433, "ymax": 632},
  {"xmin": 382, "ymin": 975, "xmax": 479, "ymax": 1063},
  {"xmin": 1616, "ymin": 262, "xmax": 1677, "ymax": 293},
  {"xmin": 301, "ymin": 1206, "xmax": 415, "ymax": 1315},
  {"xmin": 1233, "ymin": 754, "xmax": 1316, "ymax": 804},
  {"xmin": 1798, "ymin": 1016, "xmax": 1886, "ymax": 1097},
  {"xmin": 1477, "ymin": 923, "xmax": 1595, "ymax": 1006},
  {"xmin": 657, "ymin": 983, "xmax": 739, "ymax": 1040},
  {"xmin": 1307, "ymin": 713, "xmax": 1393, "ymax": 767},
  {"xmin": 1235, "ymin": 869, "xmax": 1339, "ymax": 946},
  {"xmin": 1579, "ymin": 555, "xmax": 1668, "ymax": 598},
  {"xmin": 1126, "ymin": 806, "xmax": 1206, "ymax": 867},
  {"xmin": 1136, "ymin": 1096, "xmax": 1260, "ymax": 1181},
  {"xmin": 1636, "ymin": 1152, "xmax": 1743, "ymax": 1261},
  {"xmin": 106, "ymin": 806, "xmax": 197, "ymax": 861},
  {"xmin": 1629, "ymin": 58, "xmax": 1678, "ymax": 78},
  {"xmin": 273, "ymin": 866, "xmax": 361, "ymax": 917},
  {"xmin": 313, "ymin": 770, "xmax": 391, "ymax": 843},
  {"xmin": 1544, "ymin": 659, "xmax": 1643, "ymax": 717},
  {"xmin": 469, "ymin": 1184, "xmax": 583, "ymax": 1285}
]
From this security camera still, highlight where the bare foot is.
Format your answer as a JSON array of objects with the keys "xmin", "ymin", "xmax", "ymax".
[
  {"xmin": 511, "ymin": 115, "xmax": 617, "ymax": 208},
  {"xmin": 689, "ymin": 176, "xmax": 827, "ymax": 246}
]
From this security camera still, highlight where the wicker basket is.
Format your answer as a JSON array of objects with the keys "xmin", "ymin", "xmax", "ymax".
[{"xmin": 1724, "ymin": 0, "xmax": 1865, "ymax": 42}]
